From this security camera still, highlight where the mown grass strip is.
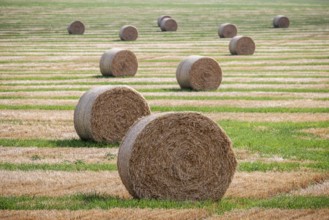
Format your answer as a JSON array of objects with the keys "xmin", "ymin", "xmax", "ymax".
[
  {"xmin": 1, "ymin": 104, "xmax": 328, "ymax": 113},
  {"xmin": 0, "ymin": 139, "xmax": 118, "ymax": 148},
  {"xmin": 0, "ymin": 195, "xmax": 327, "ymax": 212},
  {"xmin": 238, "ymin": 162, "xmax": 301, "ymax": 172},
  {"xmin": 1, "ymin": 87, "xmax": 329, "ymax": 93},
  {"xmin": 151, "ymin": 106, "xmax": 329, "ymax": 113},
  {"xmin": 221, "ymin": 120, "xmax": 329, "ymax": 162},
  {"xmin": 0, "ymin": 162, "xmax": 117, "ymax": 172},
  {"xmin": 0, "ymin": 95, "xmax": 298, "ymax": 101},
  {"xmin": 0, "ymin": 161, "xmax": 310, "ymax": 172}
]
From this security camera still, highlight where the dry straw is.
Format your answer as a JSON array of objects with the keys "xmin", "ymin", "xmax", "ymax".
[
  {"xmin": 67, "ymin": 21, "xmax": 85, "ymax": 35},
  {"xmin": 118, "ymin": 112, "xmax": 237, "ymax": 201},
  {"xmin": 157, "ymin": 15, "xmax": 171, "ymax": 27},
  {"xmin": 218, "ymin": 23, "xmax": 237, "ymax": 38},
  {"xmin": 229, "ymin": 36, "xmax": 255, "ymax": 55},
  {"xmin": 273, "ymin": 15, "xmax": 290, "ymax": 28},
  {"xmin": 119, "ymin": 25, "xmax": 138, "ymax": 41},
  {"xmin": 176, "ymin": 55, "xmax": 222, "ymax": 91},
  {"xmin": 99, "ymin": 48, "xmax": 138, "ymax": 77},
  {"xmin": 160, "ymin": 18, "xmax": 178, "ymax": 31},
  {"xmin": 74, "ymin": 86, "xmax": 150, "ymax": 143}
]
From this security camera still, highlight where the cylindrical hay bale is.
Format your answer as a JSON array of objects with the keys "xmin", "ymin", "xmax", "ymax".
[
  {"xmin": 99, "ymin": 48, "xmax": 138, "ymax": 77},
  {"xmin": 118, "ymin": 112, "xmax": 237, "ymax": 201},
  {"xmin": 74, "ymin": 86, "xmax": 150, "ymax": 143},
  {"xmin": 157, "ymin": 15, "xmax": 171, "ymax": 27},
  {"xmin": 273, "ymin": 15, "xmax": 290, "ymax": 28},
  {"xmin": 160, "ymin": 18, "xmax": 177, "ymax": 32},
  {"xmin": 119, "ymin": 25, "xmax": 138, "ymax": 41},
  {"xmin": 67, "ymin": 21, "xmax": 85, "ymax": 35},
  {"xmin": 229, "ymin": 36, "xmax": 255, "ymax": 55},
  {"xmin": 218, "ymin": 23, "xmax": 237, "ymax": 38},
  {"xmin": 176, "ymin": 55, "xmax": 222, "ymax": 91}
]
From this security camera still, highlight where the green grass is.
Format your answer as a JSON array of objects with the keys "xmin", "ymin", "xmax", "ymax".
[
  {"xmin": 238, "ymin": 162, "xmax": 301, "ymax": 172},
  {"xmin": 1, "ymin": 88, "xmax": 329, "ymax": 93},
  {"xmin": 1, "ymin": 104, "xmax": 329, "ymax": 113},
  {"xmin": 220, "ymin": 120, "xmax": 329, "ymax": 163},
  {"xmin": 152, "ymin": 106, "xmax": 329, "ymax": 113},
  {"xmin": 0, "ymin": 162, "xmax": 117, "ymax": 172},
  {"xmin": 0, "ymin": 95, "xmax": 299, "ymax": 101},
  {"xmin": 0, "ymin": 139, "xmax": 119, "ymax": 148},
  {"xmin": 0, "ymin": 194, "xmax": 327, "ymax": 213}
]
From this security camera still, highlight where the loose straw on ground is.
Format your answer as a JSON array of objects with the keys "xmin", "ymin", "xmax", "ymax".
[
  {"xmin": 218, "ymin": 23, "xmax": 237, "ymax": 38},
  {"xmin": 67, "ymin": 21, "xmax": 85, "ymax": 35},
  {"xmin": 119, "ymin": 25, "xmax": 138, "ymax": 41},
  {"xmin": 176, "ymin": 55, "xmax": 222, "ymax": 91},
  {"xmin": 273, "ymin": 15, "xmax": 290, "ymax": 28},
  {"xmin": 118, "ymin": 112, "xmax": 237, "ymax": 201},
  {"xmin": 229, "ymin": 36, "xmax": 255, "ymax": 55},
  {"xmin": 74, "ymin": 86, "xmax": 150, "ymax": 143},
  {"xmin": 99, "ymin": 48, "xmax": 138, "ymax": 77}
]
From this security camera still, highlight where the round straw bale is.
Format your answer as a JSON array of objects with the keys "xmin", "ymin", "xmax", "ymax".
[
  {"xmin": 229, "ymin": 36, "xmax": 255, "ymax": 55},
  {"xmin": 67, "ymin": 21, "xmax": 85, "ymax": 35},
  {"xmin": 160, "ymin": 18, "xmax": 177, "ymax": 31},
  {"xmin": 176, "ymin": 55, "xmax": 222, "ymax": 91},
  {"xmin": 118, "ymin": 112, "xmax": 237, "ymax": 201},
  {"xmin": 273, "ymin": 15, "xmax": 290, "ymax": 28},
  {"xmin": 218, "ymin": 23, "xmax": 237, "ymax": 38},
  {"xmin": 74, "ymin": 86, "xmax": 150, "ymax": 143},
  {"xmin": 99, "ymin": 48, "xmax": 138, "ymax": 77},
  {"xmin": 119, "ymin": 25, "xmax": 138, "ymax": 41},
  {"xmin": 157, "ymin": 15, "xmax": 171, "ymax": 27}
]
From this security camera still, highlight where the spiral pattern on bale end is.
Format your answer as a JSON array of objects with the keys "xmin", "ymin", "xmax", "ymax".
[
  {"xmin": 273, "ymin": 15, "xmax": 290, "ymax": 28},
  {"xmin": 99, "ymin": 48, "xmax": 138, "ymax": 77},
  {"xmin": 157, "ymin": 15, "xmax": 171, "ymax": 27},
  {"xmin": 160, "ymin": 18, "xmax": 178, "ymax": 32},
  {"xmin": 218, "ymin": 23, "xmax": 237, "ymax": 38},
  {"xmin": 119, "ymin": 25, "xmax": 138, "ymax": 41},
  {"xmin": 176, "ymin": 55, "xmax": 222, "ymax": 91},
  {"xmin": 74, "ymin": 86, "xmax": 150, "ymax": 143},
  {"xmin": 67, "ymin": 21, "xmax": 85, "ymax": 35},
  {"xmin": 229, "ymin": 36, "xmax": 255, "ymax": 55},
  {"xmin": 118, "ymin": 112, "xmax": 237, "ymax": 201}
]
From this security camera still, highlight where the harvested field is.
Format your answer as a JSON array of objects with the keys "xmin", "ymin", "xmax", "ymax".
[
  {"xmin": 210, "ymin": 208, "xmax": 329, "ymax": 220},
  {"xmin": 0, "ymin": 0, "xmax": 328, "ymax": 218},
  {"xmin": 0, "ymin": 170, "xmax": 129, "ymax": 198},
  {"xmin": 0, "ymin": 208, "xmax": 210, "ymax": 220}
]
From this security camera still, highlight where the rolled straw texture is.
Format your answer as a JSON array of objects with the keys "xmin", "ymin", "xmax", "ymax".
[
  {"xmin": 119, "ymin": 25, "xmax": 138, "ymax": 41},
  {"xmin": 99, "ymin": 48, "xmax": 138, "ymax": 77},
  {"xmin": 157, "ymin": 15, "xmax": 171, "ymax": 27},
  {"xmin": 160, "ymin": 18, "xmax": 177, "ymax": 31},
  {"xmin": 229, "ymin": 36, "xmax": 255, "ymax": 55},
  {"xmin": 118, "ymin": 112, "xmax": 237, "ymax": 201},
  {"xmin": 67, "ymin": 21, "xmax": 85, "ymax": 35},
  {"xmin": 176, "ymin": 55, "xmax": 222, "ymax": 91},
  {"xmin": 218, "ymin": 23, "xmax": 237, "ymax": 38},
  {"xmin": 273, "ymin": 15, "xmax": 290, "ymax": 28},
  {"xmin": 74, "ymin": 86, "xmax": 150, "ymax": 143}
]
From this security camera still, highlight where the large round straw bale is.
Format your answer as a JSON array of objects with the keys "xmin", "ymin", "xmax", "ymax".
[
  {"xmin": 160, "ymin": 18, "xmax": 177, "ymax": 31},
  {"xmin": 157, "ymin": 15, "xmax": 171, "ymax": 27},
  {"xmin": 118, "ymin": 112, "xmax": 237, "ymax": 201},
  {"xmin": 74, "ymin": 86, "xmax": 150, "ymax": 143},
  {"xmin": 99, "ymin": 48, "xmax": 138, "ymax": 77},
  {"xmin": 67, "ymin": 21, "xmax": 85, "ymax": 35},
  {"xmin": 273, "ymin": 15, "xmax": 290, "ymax": 28},
  {"xmin": 119, "ymin": 25, "xmax": 138, "ymax": 41},
  {"xmin": 229, "ymin": 36, "xmax": 255, "ymax": 55},
  {"xmin": 176, "ymin": 55, "xmax": 222, "ymax": 91},
  {"xmin": 218, "ymin": 23, "xmax": 237, "ymax": 38}
]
